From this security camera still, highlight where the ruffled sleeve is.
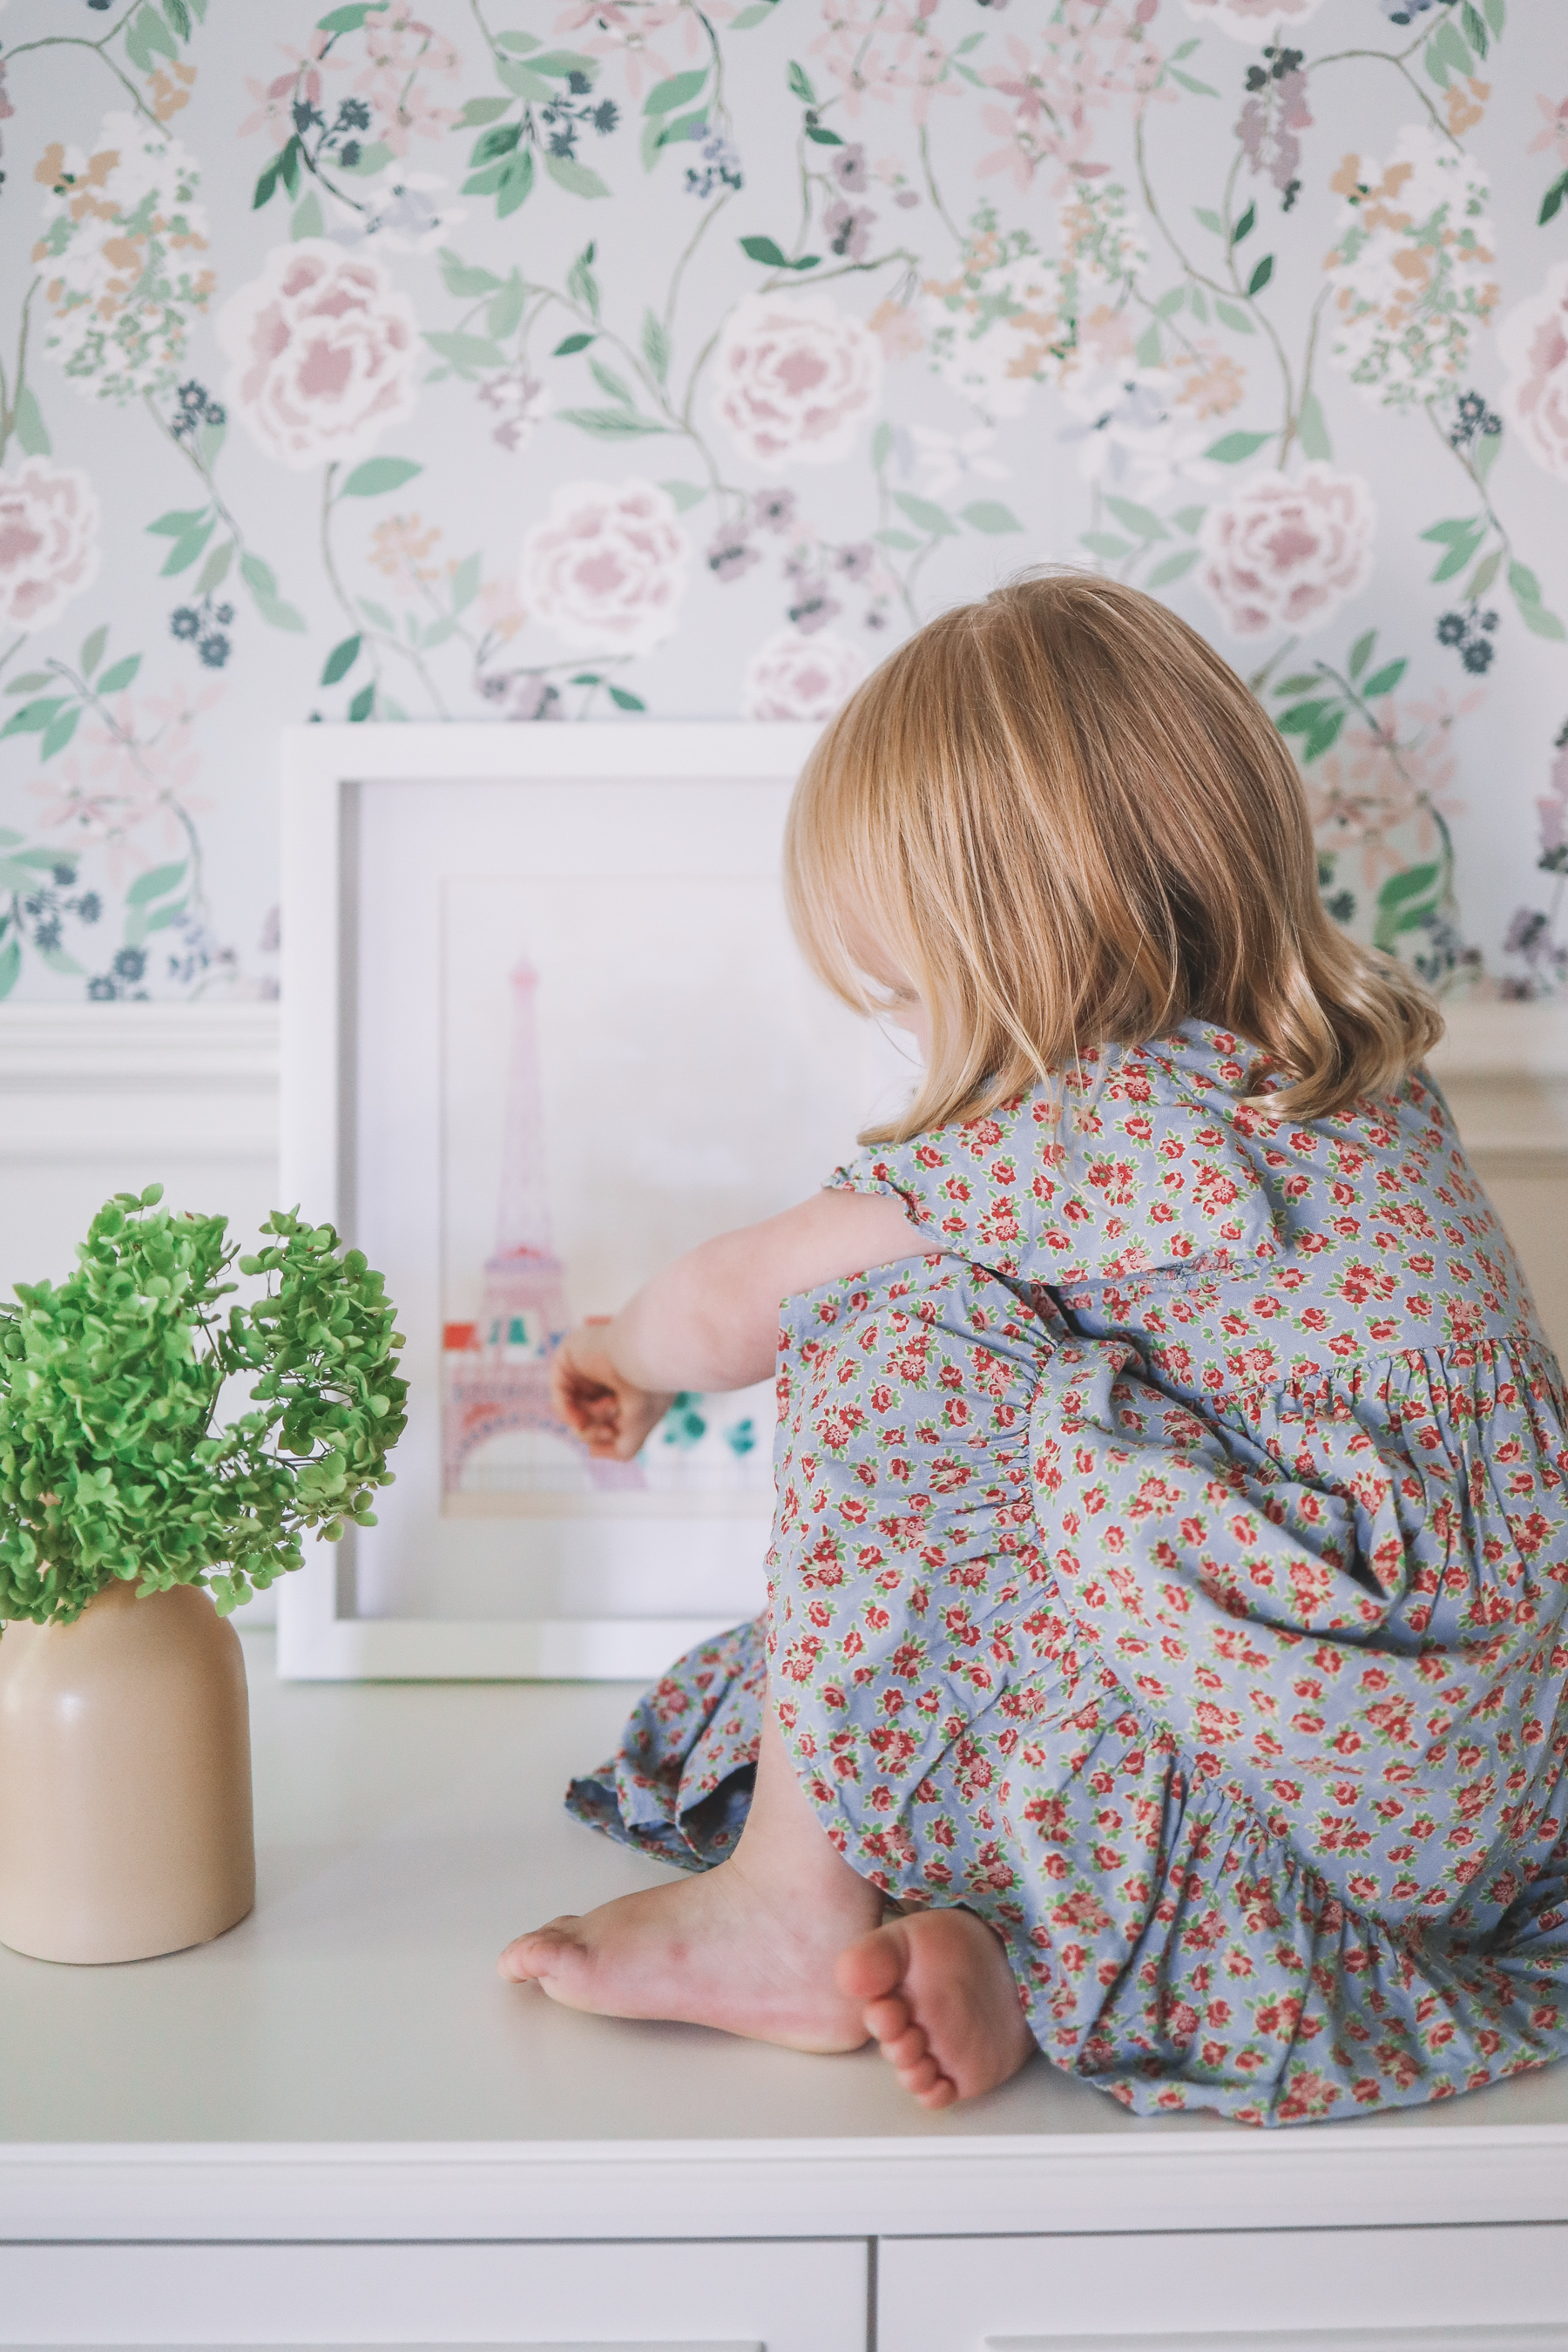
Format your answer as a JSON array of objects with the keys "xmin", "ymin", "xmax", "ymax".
[{"xmin": 827, "ymin": 1027, "xmax": 1287, "ymax": 1287}]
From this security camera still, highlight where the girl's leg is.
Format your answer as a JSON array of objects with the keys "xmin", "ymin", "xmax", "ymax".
[{"xmin": 502, "ymin": 1695, "xmax": 1037, "ymax": 2100}]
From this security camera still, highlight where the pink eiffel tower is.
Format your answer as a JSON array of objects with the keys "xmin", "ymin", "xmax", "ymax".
[{"xmin": 443, "ymin": 957, "xmax": 645, "ymax": 1493}]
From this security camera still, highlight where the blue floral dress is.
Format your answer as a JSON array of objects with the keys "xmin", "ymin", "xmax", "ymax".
[{"xmin": 567, "ymin": 1021, "xmax": 1568, "ymax": 2125}]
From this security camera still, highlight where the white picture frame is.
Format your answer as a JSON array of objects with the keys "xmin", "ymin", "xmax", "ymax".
[{"xmin": 276, "ymin": 720, "xmax": 904, "ymax": 1681}]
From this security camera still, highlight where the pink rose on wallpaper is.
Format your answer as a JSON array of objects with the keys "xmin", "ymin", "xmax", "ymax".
[
  {"xmin": 217, "ymin": 240, "xmax": 419, "ymax": 470},
  {"xmin": 1182, "ymin": 0, "xmax": 1324, "ymax": 38},
  {"xmin": 1497, "ymin": 260, "xmax": 1568, "ymax": 482},
  {"xmin": 1198, "ymin": 464, "xmax": 1375, "ymax": 637},
  {"xmin": 519, "ymin": 478, "xmax": 690, "ymax": 653},
  {"xmin": 713, "ymin": 293, "xmax": 883, "ymax": 470},
  {"xmin": 741, "ymin": 627, "xmax": 866, "ymax": 720},
  {"xmin": 0, "ymin": 458, "xmax": 101, "ymax": 632}
]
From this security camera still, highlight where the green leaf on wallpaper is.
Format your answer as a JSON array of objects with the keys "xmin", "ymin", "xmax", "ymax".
[
  {"xmin": 348, "ymin": 683, "xmax": 375, "ymax": 722},
  {"xmin": 1172, "ymin": 505, "xmax": 1206, "ymax": 536},
  {"xmin": 317, "ymin": 3, "xmax": 391, "ymax": 33},
  {"xmin": 1080, "ymin": 532, "xmax": 1134, "ymax": 560},
  {"xmin": 1461, "ymin": 1, "xmax": 1487, "ymax": 57},
  {"xmin": 787, "ymin": 61, "xmax": 818, "ymax": 106},
  {"xmin": 97, "ymin": 655, "xmax": 142, "ymax": 694},
  {"xmin": 496, "ymin": 61, "xmax": 554, "ymax": 102},
  {"xmin": 1169, "ymin": 69, "xmax": 1219, "ymax": 96},
  {"xmin": 1194, "ymin": 208, "xmax": 1224, "ymax": 237},
  {"xmin": 1348, "ymin": 629, "xmax": 1375, "ymax": 679},
  {"xmin": 1104, "ymin": 496, "xmax": 1168, "ymax": 541},
  {"xmin": 1274, "ymin": 673, "xmax": 1323, "ymax": 696},
  {"xmin": 423, "ymin": 330, "xmax": 505, "ymax": 371},
  {"xmin": 79, "ymin": 626, "xmax": 108, "ymax": 679},
  {"xmin": 1483, "ymin": 0, "xmax": 1504, "ymax": 29},
  {"xmin": 321, "ymin": 636, "xmax": 362, "ymax": 686},
  {"xmin": 1205, "ymin": 429, "xmax": 1270, "ymax": 463},
  {"xmin": 893, "ymin": 490, "xmax": 956, "ymax": 538},
  {"xmin": 659, "ymin": 480, "xmax": 707, "ymax": 511},
  {"xmin": 1539, "ymin": 175, "xmax": 1567, "ymax": 228},
  {"xmin": 197, "ymin": 417, "xmax": 226, "ymax": 471},
  {"xmin": 459, "ymin": 97, "xmax": 511, "ymax": 128},
  {"xmin": 1134, "ymin": 324, "xmax": 1162, "ymax": 368},
  {"xmin": 1374, "ymin": 862, "xmax": 1441, "ymax": 950},
  {"xmin": 125, "ymin": 3, "xmax": 177, "ymax": 71},
  {"xmin": 1188, "ymin": 285, "xmax": 1209, "ymax": 322},
  {"xmin": 1231, "ymin": 205, "xmax": 1255, "ymax": 248},
  {"xmin": 345, "ymin": 141, "xmax": 395, "ymax": 179},
  {"xmin": 645, "ymin": 70, "xmax": 707, "ymax": 115},
  {"xmin": 871, "ymin": 421, "xmax": 894, "ymax": 470},
  {"xmin": 359, "ymin": 598, "xmax": 395, "ymax": 631},
  {"xmin": 1213, "ymin": 299, "xmax": 1254, "ymax": 334},
  {"xmin": 740, "ymin": 234, "xmax": 787, "ymax": 267},
  {"xmin": 40, "ymin": 706, "xmax": 80, "ymax": 762},
  {"xmin": 1296, "ymin": 392, "xmax": 1331, "ymax": 460},
  {"xmin": 199, "ymin": 539, "xmax": 233, "ymax": 596},
  {"xmin": 493, "ymin": 28, "xmax": 541, "ymax": 52},
  {"xmin": 12, "ymin": 387, "xmax": 50, "ymax": 457},
  {"xmin": 240, "ymin": 553, "xmax": 307, "ymax": 633},
  {"xmin": 730, "ymin": 0, "xmax": 780, "ymax": 24},
  {"xmin": 494, "ymin": 153, "xmax": 535, "ymax": 218},
  {"xmin": 1304, "ymin": 706, "xmax": 1346, "ymax": 762},
  {"xmin": 960, "ymin": 502, "xmax": 1023, "ymax": 535},
  {"xmin": 162, "ymin": 0, "xmax": 193, "ymax": 42},
  {"xmin": 589, "ymin": 357, "xmax": 635, "ymax": 406},
  {"xmin": 253, "ymin": 141, "xmax": 299, "ymax": 212},
  {"xmin": 642, "ymin": 310, "xmax": 671, "ymax": 384},
  {"xmin": 291, "ymin": 190, "xmax": 325, "ymax": 242},
  {"xmin": 659, "ymin": 112, "xmax": 712, "ymax": 152},
  {"xmin": 1153, "ymin": 288, "xmax": 1185, "ymax": 320},
  {"xmin": 125, "ymin": 862, "xmax": 186, "ymax": 909},
  {"xmin": 875, "ymin": 530, "xmax": 922, "ymax": 551},
  {"xmin": 470, "ymin": 121, "xmax": 522, "ymax": 165},
  {"xmin": 420, "ymin": 618, "xmax": 456, "ymax": 651},
  {"xmin": 1472, "ymin": 422, "xmax": 1503, "ymax": 486},
  {"xmin": 4, "ymin": 673, "xmax": 55, "ymax": 694},
  {"xmin": 341, "ymin": 456, "xmax": 424, "ymax": 496},
  {"xmin": 608, "ymin": 686, "xmax": 646, "ymax": 712},
  {"xmin": 1510, "ymin": 561, "xmax": 1566, "ymax": 638},
  {"xmin": 0, "ymin": 939, "xmax": 20, "ymax": 1001},
  {"xmin": 160, "ymin": 517, "xmax": 217, "ymax": 576},
  {"xmin": 487, "ymin": 274, "xmax": 525, "ymax": 339},
  {"xmin": 556, "ymin": 405, "xmax": 668, "ymax": 437},
  {"xmin": 1145, "ymin": 546, "xmax": 1201, "ymax": 589},
  {"xmin": 148, "ymin": 507, "xmax": 209, "ymax": 537},
  {"xmin": 1247, "ymin": 253, "xmax": 1274, "ymax": 297},
  {"xmin": 1170, "ymin": 36, "xmax": 1199, "ymax": 56},
  {"xmin": 1517, "ymin": 601, "xmax": 1567, "ymax": 640},
  {"xmin": 531, "ymin": 51, "xmax": 598, "ymax": 80},
  {"xmin": 1428, "ymin": 528, "xmax": 1485, "ymax": 584},
  {"xmin": 546, "ymin": 154, "xmax": 611, "ymax": 199},
  {"xmin": 241, "ymin": 552, "xmax": 277, "ymax": 596},
  {"xmin": 554, "ymin": 332, "xmax": 595, "ymax": 355},
  {"xmin": 806, "ymin": 125, "xmax": 846, "ymax": 146},
  {"xmin": 36, "ymin": 945, "xmax": 86, "ymax": 977},
  {"xmin": 1362, "ymin": 659, "xmax": 1408, "ymax": 699},
  {"xmin": 450, "ymin": 553, "xmax": 481, "ymax": 612},
  {"xmin": 1467, "ymin": 548, "xmax": 1502, "ymax": 602},
  {"xmin": 1277, "ymin": 700, "xmax": 1332, "ymax": 735},
  {"xmin": 1, "ymin": 699, "xmax": 64, "ymax": 739},
  {"xmin": 567, "ymin": 245, "xmax": 601, "ymax": 317}
]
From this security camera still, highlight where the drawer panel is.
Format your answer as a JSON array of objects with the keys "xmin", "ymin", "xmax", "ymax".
[
  {"xmin": 879, "ymin": 2224, "xmax": 1568, "ymax": 2352},
  {"xmin": 0, "ymin": 2238, "xmax": 867, "ymax": 2351}
]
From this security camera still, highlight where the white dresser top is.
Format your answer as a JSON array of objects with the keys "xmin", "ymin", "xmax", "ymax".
[{"xmin": 1, "ymin": 1631, "xmax": 1565, "ymax": 2243}]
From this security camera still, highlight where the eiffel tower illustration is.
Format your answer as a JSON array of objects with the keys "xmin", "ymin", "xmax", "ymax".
[{"xmin": 443, "ymin": 957, "xmax": 645, "ymax": 1494}]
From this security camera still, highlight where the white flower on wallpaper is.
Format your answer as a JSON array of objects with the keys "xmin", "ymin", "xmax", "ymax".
[
  {"xmin": 922, "ymin": 213, "xmax": 1071, "ymax": 422},
  {"xmin": 1323, "ymin": 127, "xmax": 1497, "ymax": 410},
  {"xmin": 1497, "ymin": 260, "xmax": 1568, "ymax": 483},
  {"xmin": 217, "ymin": 240, "xmax": 420, "ymax": 470},
  {"xmin": 1181, "ymin": 0, "xmax": 1325, "ymax": 38},
  {"xmin": 519, "ymin": 478, "xmax": 691, "ymax": 653},
  {"xmin": 740, "ymin": 627, "xmax": 867, "ymax": 721},
  {"xmin": 326, "ymin": 171, "xmax": 467, "ymax": 254},
  {"xmin": 34, "ymin": 112, "xmax": 213, "ymax": 403},
  {"xmin": 0, "ymin": 460, "xmax": 101, "ymax": 632},
  {"xmin": 713, "ymin": 293, "xmax": 884, "ymax": 470},
  {"xmin": 1059, "ymin": 364, "xmax": 1213, "ymax": 504},
  {"xmin": 1198, "ymin": 464, "xmax": 1375, "ymax": 638}
]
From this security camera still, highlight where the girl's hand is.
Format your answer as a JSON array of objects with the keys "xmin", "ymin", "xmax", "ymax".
[{"xmin": 551, "ymin": 1317, "xmax": 674, "ymax": 1461}]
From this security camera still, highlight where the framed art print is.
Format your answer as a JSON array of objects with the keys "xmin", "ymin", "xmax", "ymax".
[{"xmin": 276, "ymin": 721, "xmax": 912, "ymax": 1680}]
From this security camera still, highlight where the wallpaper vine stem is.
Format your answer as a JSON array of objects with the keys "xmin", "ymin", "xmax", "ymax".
[{"xmin": 0, "ymin": 0, "xmax": 1563, "ymax": 1008}]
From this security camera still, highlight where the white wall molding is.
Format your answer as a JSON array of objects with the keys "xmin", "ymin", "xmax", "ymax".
[{"xmin": 0, "ymin": 1003, "xmax": 279, "ymax": 1161}]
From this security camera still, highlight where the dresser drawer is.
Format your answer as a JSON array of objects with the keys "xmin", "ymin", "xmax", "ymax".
[
  {"xmin": 877, "ymin": 2224, "xmax": 1568, "ymax": 2352},
  {"xmin": 0, "ymin": 2236, "xmax": 868, "ymax": 2351}
]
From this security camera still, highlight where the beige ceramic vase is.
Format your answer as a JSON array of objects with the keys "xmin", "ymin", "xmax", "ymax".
[{"xmin": 0, "ymin": 1579, "xmax": 254, "ymax": 1965}]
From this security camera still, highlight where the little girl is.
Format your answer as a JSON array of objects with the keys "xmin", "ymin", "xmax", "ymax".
[{"xmin": 501, "ymin": 572, "xmax": 1568, "ymax": 2126}]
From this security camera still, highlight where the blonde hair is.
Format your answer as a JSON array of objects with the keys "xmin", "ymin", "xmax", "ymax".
[{"xmin": 784, "ymin": 569, "xmax": 1442, "ymax": 1144}]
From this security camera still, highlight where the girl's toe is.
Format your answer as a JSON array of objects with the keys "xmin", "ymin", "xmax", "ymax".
[
  {"xmin": 886, "ymin": 2023, "xmax": 929, "ymax": 2069},
  {"xmin": 864, "ymin": 1992, "xmax": 912, "ymax": 2044}
]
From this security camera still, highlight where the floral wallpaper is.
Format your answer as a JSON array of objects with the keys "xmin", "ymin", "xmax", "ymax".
[{"xmin": 0, "ymin": 0, "xmax": 1565, "ymax": 1004}]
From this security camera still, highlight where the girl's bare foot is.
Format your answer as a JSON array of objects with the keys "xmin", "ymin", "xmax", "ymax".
[
  {"xmin": 500, "ymin": 1701, "xmax": 881, "ymax": 2054},
  {"xmin": 499, "ymin": 1844, "xmax": 878, "ymax": 2052},
  {"xmin": 836, "ymin": 1909, "xmax": 1037, "ymax": 2109}
]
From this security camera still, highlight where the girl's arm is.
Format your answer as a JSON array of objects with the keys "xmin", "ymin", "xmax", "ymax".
[{"xmin": 551, "ymin": 1186, "xmax": 921, "ymax": 1461}]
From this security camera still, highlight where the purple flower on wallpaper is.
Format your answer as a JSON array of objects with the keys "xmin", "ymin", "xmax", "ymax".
[
  {"xmin": 479, "ymin": 367, "xmax": 551, "ymax": 453},
  {"xmin": 833, "ymin": 144, "xmax": 869, "ymax": 192},
  {"xmin": 706, "ymin": 526, "xmax": 761, "ymax": 584},
  {"xmin": 752, "ymin": 489, "xmax": 798, "ymax": 534},
  {"xmin": 824, "ymin": 199, "xmax": 875, "ymax": 260}
]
